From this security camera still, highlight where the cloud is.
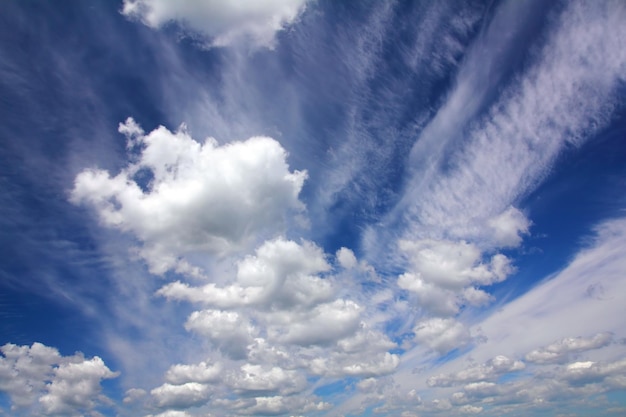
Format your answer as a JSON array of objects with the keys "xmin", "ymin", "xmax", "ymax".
[
  {"xmin": 392, "ymin": 0, "xmax": 626, "ymax": 250},
  {"xmin": 39, "ymin": 356, "xmax": 119, "ymax": 416},
  {"xmin": 121, "ymin": 0, "xmax": 310, "ymax": 49},
  {"xmin": 274, "ymin": 299, "xmax": 362, "ymax": 346},
  {"xmin": 146, "ymin": 411, "xmax": 193, "ymax": 417},
  {"xmin": 222, "ymin": 395, "xmax": 331, "ymax": 416},
  {"xmin": 471, "ymin": 217, "xmax": 626, "ymax": 362},
  {"xmin": 563, "ymin": 358, "xmax": 626, "ymax": 385},
  {"xmin": 226, "ymin": 364, "xmax": 306, "ymax": 395},
  {"xmin": 427, "ymin": 355, "xmax": 525, "ymax": 387},
  {"xmin": 525, "ymin": 332, "xmax": 614, "ymax": 364},
  {"xmin": 185, "ymin": 309, "xmax": 257, "ymax": 358},
  {"xmin": 413, "ymin": 318, "xmax": 471, "ymax": 354},
  {"xmin": 157, "ymin": 237, "xmax": 332, "ymax": 310},
  {"xmin": 397, "ymin": 238, "xmax": 513, "ymax": 317},
  {"xmin": 387, "ymin": 216, "xmax": 626, "ymax": 415},
  {"xmin": 150, "ymin": 382, "xmax": 212, "ymax": 409},
  {"xmin": 165, "ymin": 361, "xmax": 222, "ymax": 385},
  {"xmin": 72, "ymin": 119, "xmax": 307, "ymax": 275},
  {"xmin": 0, "ymin": 342, "xmax": 118, "ymax": 416}
]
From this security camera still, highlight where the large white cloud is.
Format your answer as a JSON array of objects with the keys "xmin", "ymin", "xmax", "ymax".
[
  {"xmin": 0, "ymin": 343, "xmax": 118, "ymax": 416},
  {"xmin": 121, "ymin": 0, "xmax": 310, "ymax": 49},
  {"xmin": 72, "ymin": 118, "xmax": 307, "ymax": 275}
]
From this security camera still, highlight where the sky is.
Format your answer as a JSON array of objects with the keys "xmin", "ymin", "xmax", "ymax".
[{"xmin": 0, "ymin": 0, "xmax": 626, "ymax": 416}]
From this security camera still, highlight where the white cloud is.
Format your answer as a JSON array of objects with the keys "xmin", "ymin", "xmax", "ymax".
[
  {"xmin": 226, "ymin": 395, "xmax": 331, "ymax": 416},
  {"xmin": 397, "ymin": 239, "xmax": 512, "ymax": 317},
  {"xmin": 184, "ymin": 310, "xmax": 257, "ymax": 358},
  {"xmin": 123, "ymin": 388, "xmax": 147, "ymax": 404},
  {"xmin": 0, "ymin": 343, "xmax": 118, "ymax": 416},
  {"xmin": 398, "ymin": 239, "xmax": 510, "ymax": 289},
  {"xmin": 427, "ymin": 355, "xmax": 525, "ymax": 387},
  {"xmin": 459, "ymin": 404, "xmax": 483, "ymax": 414},
  {"xmin": 158, "ymin": 237, "xmax": 331, "ymax": 309},
  {"xmin": 471, "ymin": 217, "xmax": 626, "ymax": 362},
  {"xmin": 273, "ymin": 299, "xmax": 362, "ymax": 346},
  {"xmin": 0, "ymin": 342, "xmax": 60, "ymax": 408},
  {"xmin": 388, "ymin": 216, "xmax": 626, "ymax": 416},
  {"xmin": 146, "ymin": 411, "xmax": 192, "ymax": 417},
  {"xmin": 165, "ymin": 361, "xmax": 222, "ymax": 385},
  {"xmin": 563, "ymin": 358, "xmax": 626, "ymax": 385},
  {"xmin": 121, "ymin": 0, "xmax": 310, "ymax": 49},
  {"xmin": 413, "ymin": 318, "xmax": 471, "ymax": 354},
  {"xmin": 72, "ymin": 119, "xmax": 307, "ymax": 275},
  {"xmin": 525, "ymin": 332, "xmax": 614, "ymax": 364},
  {"xmin": 150, "ymin": 382, "xmax": 212, "ymax": 409},
  {"xmin": 391, "ymin": 0, "xmax": 626, "ymax": 250},
  {"xmin": 336, "ymin": 247, "xmax": 358, "ymax": 270},
  {"xmin": 39, "ymin": 356, "xmax": 119, "ymax": 416},
  {"xmin": 226, "ymin": 364, "xmax": 306, "ymax": 395}
]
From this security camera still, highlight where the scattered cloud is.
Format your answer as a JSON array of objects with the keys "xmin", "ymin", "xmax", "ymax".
[{"xmin": 2, "ymin": 1, "xmax": 626, "ymax": 416}]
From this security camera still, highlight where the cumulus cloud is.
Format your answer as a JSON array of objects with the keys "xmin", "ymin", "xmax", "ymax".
[
  {"xmin": 165, "ymin": 361, "xmax": 222, "ymax": 385},
  {"xmin": 413, "ymin": 318, "xmax": 471, "ymax": 354},
  {"xmin": 121, "ymin": 0, "xmax": 310, "ymax": 49},
  {"xmin": 72, "ymin": 119, "xmax": 307, "ymax": 274},
  {"xmin": 525, "ymin": 332, "xmax": 614, "ymax": 364},
  {"xmin": 158, "ymin": 237, "xmax": 331, "ymax": 309},
  {"xmin": 273, "ymin": 299, "xmax": 362, "ymax": 346},
  {"xmin": 398, "ymin": 238, "xmax": 511, "ymax": 289},
  {"xmin": 150, "ymin": 382, "xmax": 212, "ymax": 409},
  {"xmin": 39, "ymin": 356, "xmax": 119, "ymax": 416},
  {"xmin": 397, "ymin": 238, "xmax": 513, "ymax": 317},
  {"xmin": 0, "ymin": 342, "xmax": 118, "ymax": 416},
  {"xmin": 185, "ymin": 309, "xmax": 257, "ymax": 358},
  {"xmin": 427, "ymin": 355, "xmax": 525, "ymax": 387},
  {"xmin": 226, "ymin": 364, "xmax": 306, "ymax": 395},
  {"xmin": 336, "ymin": 247, "xmax": 358, "ymax": 270}
]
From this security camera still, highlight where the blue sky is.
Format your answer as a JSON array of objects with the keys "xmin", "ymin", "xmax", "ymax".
[{"xmin": 1, "ymin": 0, "xmax": 626, "ymax": 416}]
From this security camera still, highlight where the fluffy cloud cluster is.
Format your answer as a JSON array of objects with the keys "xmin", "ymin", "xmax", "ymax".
[
  {"xmin": 121, "ymin": 0, "xmax": 310, "ymax": 48},
  {"xmin": 142, "ymin": 237, "xmax": 398, "ymax": 415},
  {"xmin": 439, "ymin": 355, "xmax": 626, "ymax": 413},
  {"xmin": 72, "ymin": 118, "xmax": 307, "ymax": 274},
  {"xmin": 0, "ymin": 342, "xmax": 118, "ymax": 416},
  {"xmin": 70, "ymin": 117, "xmax": 401, "ymax": 415},
  {"xmin": 397, "ymin": 238, "xmax": 514, "ymax": 353}
]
